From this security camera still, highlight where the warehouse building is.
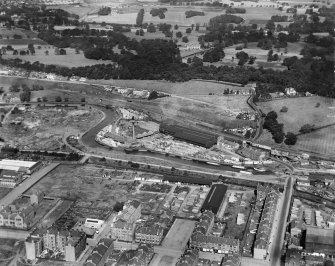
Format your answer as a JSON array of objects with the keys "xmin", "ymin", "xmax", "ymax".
[
  {"xmin": 305, "ymin": 227, "xmax": 335, "ymax": 256},
  {"xmin": 201, "ymin": 184, "xmax": 228, "ymax": 214},
  {"xmin": 159, "ymin": 123, "xmax": 218, "ymax": 148}
]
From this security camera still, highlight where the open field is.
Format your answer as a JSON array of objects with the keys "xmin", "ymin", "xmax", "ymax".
[
  {"xmin": 238, "ymin": 7, "xmax": 284, "ymax": 24},
  {"xmin": 47, "ymin": 4, "xmax": 96, "ymax": 17},
  {"xmin": 156, "ymin": 95, "xmax": 256, "ymax": 128},
  {"xmin": 161, "ymin": 218, "xmax": 196, "ymax": 250},
  {"xmin": 84, "ymin": 12, "xmax": 138, "ymax": 24},
  {"xmin": 0, "ymin": 105, "xmax": 103, "ymax": 150},
  {"xmin": 257, "ymin": 96, "xmax": 335, "ymax": 155},
  {"xmin": 0, "ymin": 29, "xmax": 46, "ymax": 46},
  {"xmin": 218, "ymin": 42, "xmax": 304, "ymax": 70},
  {"xmin": 258, "ymin": 96, "xmax": 335, "ymax": 133},
  {"xmin": 3, "ymin": 47, "xmax": 105, "ymax": 68},
  {"xmin": 94, "ymin": 79, "xmax": 249, "ymax": 95},
  {"xmin": 143, "ymin": 6, "xmax": 225, "ymax": 26},
  {"xmin": 26, "ymin": 164, "xmax": 139, "ymax": 206}
]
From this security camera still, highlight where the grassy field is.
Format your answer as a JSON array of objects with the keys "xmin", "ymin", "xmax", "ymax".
[
  {"xmin": 94, "ymin": 79, "xmax": 249, "ymax": 95},
  {"xmin": 218, "ymin": 42, "xmax": 305, "ymax": 70},
  {"xmin": 257, "ymin": 96, "xmax": 335, "ymax": 155},
  {"xmin": 143, "ymin": 6, "xmax": 225, "ymax": 26},
  {"xmin": 238, "ymin": 7, "xmax": 284, "ymax": 24},
  {"xmin": 84, "ymin": 12, "xmax": 138, "ymax": 24},
  {"xmin": 3, "ymin": 47, "xmax": 105, "ymax": 67}
]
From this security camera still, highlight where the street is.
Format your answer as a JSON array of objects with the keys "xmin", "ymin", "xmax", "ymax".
[{"xmin": 0, "ymin": 163, "xmax": 59, "ymax": 208}]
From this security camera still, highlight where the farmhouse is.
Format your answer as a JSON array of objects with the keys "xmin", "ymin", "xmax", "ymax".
[{"xmin": 285, "ymin": 87, "xmax": 297, "ymax": 96}]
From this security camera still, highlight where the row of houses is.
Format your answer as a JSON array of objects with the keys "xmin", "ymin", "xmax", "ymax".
[
  {"xmin": 189, "ymin": 210, "xmax": 240, "ymax": 260},
  {"xmin": 25, "ymin": 228, "xmax": 87, "ymax": 262},
  {"xmin": 0, "ymin": 191, "xmax": 44, "ymax": 229},
  {"xmin": 243, "ymin": 185, "xmax": 280, "ymax": 260},
  {"xmin": 110, "ymin": 200, "xmax": 173, "ymax": 245}
]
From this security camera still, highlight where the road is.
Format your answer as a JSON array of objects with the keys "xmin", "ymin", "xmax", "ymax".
[
  {"xmin": 269, "ymin": 175, "xmax": 293, "ymax": 266},
  {"xmin": 0, "ymin": 163, "xmax": 59, "ymax": 208}
]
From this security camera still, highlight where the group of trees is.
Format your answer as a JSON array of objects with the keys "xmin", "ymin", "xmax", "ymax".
[
  {"xmin": 150, "ymin": 8, "xmax": 167, "ymax": 19},
  {"xmin": 98, "ymin": 6, "xmax": 111, "ymax": 16},
  {"xmin": 235, "ymin": 51, "xmax": 249, "ymax": 65},
  {"xmin": 185, "ymin": 10, "xmax": 205, "ymax": 18},
  {"xmin": 226, "ymin": 7, "xmax": 246, "ymax": 14},
  {"xmin": 208, "ymin": 14, "xmax": 244, "ymax": 30},
  {"xmin": 203, "ymin": 44, "xmax": 225, "ymax": 62},
  {"xmin": 270, "ymin": 15, "xmax": 288, "ymax": 22}
]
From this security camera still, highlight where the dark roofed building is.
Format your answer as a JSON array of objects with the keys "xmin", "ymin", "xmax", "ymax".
[
  {"xmin": 159, "ymin": 123, "xmax": 218, "ymax": 148},
  {"xmin": 305, "ymin": 227, "xmax": 335, "ymax": 256},
  {"xmin": 84, "ymin": 238, "xmax": 113, "ymax": 266},
  {"xmin": 176, "ymin": 249, "xmax": 199, "ymax": 266},
  {"xmin": 163, "ymin": 175, "xmax": 212, "ymax": 186},
  {"xmin": 201, "ymin": 184, "xmax": 227, "ymax": 214}
]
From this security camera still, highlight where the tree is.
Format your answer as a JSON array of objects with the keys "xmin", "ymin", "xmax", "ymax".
[
  {"xmin": 148, "ymin": 90, "xmax": 158, "ymax": 100},
  {"xmin": 9, "ymin": 84, "xmax": 20, "ymax": 93},
  {"xmin": 176, "ymin": 31, "xmax": 183, "ymax": 38},
  {"xmin": 81, "ymin": 97, "xmax": 86, "ymax": 102},
  {"xmin": 182, "ymin": 36, "xmax": 189, "ymax": 43},
  {"xmin": 59, "ymin": 48, "xmax": 66, "ymax": 55},
  {"xmin": 55, "ymin": 96, "xmax": 62, "ymax": 102},
  {"xmin": 54, "ymin": 48, "xmax": 60, "ymax": 55},
  {"xmin": 113, "ymin": 201, "xmax": 124, "ymax": 212},
  {"xmin": 19, "ymin": 91, "xmax": 31, "ymax": 102},
  {"xmin": 42, "ymin": 96, "xmax": 48, "ymax": 102},
  {"xmin": 174, "ymin": 24, "xmax": 179, "ymax": 30},
  {"xmin": 280, "ymin": 106, "xmax": 288, "ymax": 112},
  {"xmin": 45, "ymin": 50, "xmax": 49, "ymax": 56},
  {"xmin": 75, "ymin": 48, "xmax": 80, "ymax": 54},
  {"xmin": 285, "ymin": 132, "xmax": 297, "ymax": 145},
  {"xmin": 299, "ymin": 124, "xmax": 315, "ymax": 134},
  {"xmin": 186, "ymin": 28, "xmax": 192, "ymax": 34},
  {"xmin": 147, "ymin": 23, "xmax": 156, "ymax": 33},
  {"xmin": 266, "ymin": 20, "xmax": 276, "ymax": 32}
]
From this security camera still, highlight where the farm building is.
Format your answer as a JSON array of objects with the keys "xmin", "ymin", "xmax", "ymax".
[
  {"xmin": 201, "ymin": 184, "xmax": 228, "ymax": 214},
  {"xmin": 159, "ymin": 123, "xmax": 218, "ymax": 148}
]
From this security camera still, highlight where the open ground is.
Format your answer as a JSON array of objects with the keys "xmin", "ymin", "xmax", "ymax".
[
  {"xmin": 257, "ymin": 96, "xmax": 335, "ymax": 155},
  {"xmin": 0, "ymin": 105, "xmax": 103, "ymax": 150},
  {"xmin": 3, "ymin": 47, "xmax": 105, "ymax": 68}
]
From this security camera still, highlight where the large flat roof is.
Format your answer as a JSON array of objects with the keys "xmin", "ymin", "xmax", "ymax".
[
  {"xmin": 306, "ymin": 227, "xmax": 335, "ymax": 246},
  {"xmin": 201, "ymin": 184, "xmax": 227, "ymax": 214},
  {"xmin": 0, "ymin": 159, "xmax": 37, "ymax": 169},
  {"xmin": 162, "ymin": 219, "xmax": 196, "ymax": 251}
]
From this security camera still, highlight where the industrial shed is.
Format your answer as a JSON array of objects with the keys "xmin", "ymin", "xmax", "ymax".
[
  {"xmin": 163, "ymin": 176, "xmax": 213, "ymax": 186},
  {"xmin": 159, "ymin": 123, "xmax": 218, "ymax": 148},
  {"xmin": 201, "ymin": 184, "xmax": 227, "ymax": 214}
]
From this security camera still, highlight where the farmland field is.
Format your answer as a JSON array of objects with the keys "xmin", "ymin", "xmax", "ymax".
[
  {"xmin": 3, "ymin": 47, "xmax": 105, "ymax": 67},
  {"xmin": 257, "ymin": 96, "xmax": 335, "ymax": 156},
  {"xmin": 84, "ymin": 12, "xmax": 138, "ymax": 24}
]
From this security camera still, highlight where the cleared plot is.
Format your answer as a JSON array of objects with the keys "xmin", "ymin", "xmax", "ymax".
[
  {"xmin": 27, "ymin": 164, "xmax": 137, "ymax": 206},
  {"xmin": 3, "ymin": 47, "xmax": 105, "ymax": 67},
  {"xmin": 0, "ymin": 105, "xmax": 103, "ymax": 151},
  {"xmin": 162, "ymin": 218, "xmax": 196, "ymax": 250}
]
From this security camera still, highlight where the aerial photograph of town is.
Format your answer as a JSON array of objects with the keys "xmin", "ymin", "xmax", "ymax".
[{"xmin": 0, "ymin": 0, "xmax": 333, "ymax": 265}]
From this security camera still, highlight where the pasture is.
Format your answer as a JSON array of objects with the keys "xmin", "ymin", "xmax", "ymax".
[
  {"xmin": 84, "ymin": 12, "xmax": 138, "ymax": 24},
  {"xmin": 3, "ymin": 47, "xmax": 105, "ymax": 67},
  {"xmin": 218, "ymin": 41, "xmax": 305, "ymax": 70},
  {"xmin": 143, "ymin": 6, "xmax": 225, "ymax": 26},
  {"xmin": 257, "ymin": 96, "xmax": 335, "ymax": 156}
]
